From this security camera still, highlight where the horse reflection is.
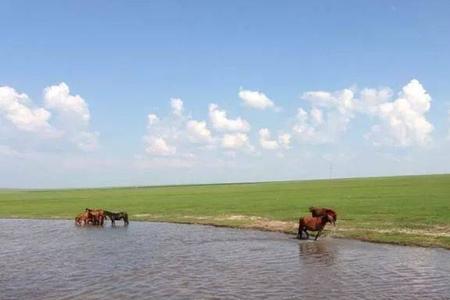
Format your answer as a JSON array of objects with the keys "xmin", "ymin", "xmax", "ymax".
[{"xmin": 298, "ymin": 241, "xmax": 336, "ymax": 266}]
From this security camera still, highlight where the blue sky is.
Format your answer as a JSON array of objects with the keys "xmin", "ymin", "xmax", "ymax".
[{"xmin": 1, "ymin": 1, "xmax": 450, "ymax": 188}]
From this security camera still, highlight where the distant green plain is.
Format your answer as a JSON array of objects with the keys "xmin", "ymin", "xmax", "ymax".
[{"xmin": 1, "ymin": 174, "xmax": 450, "ymax": 249}]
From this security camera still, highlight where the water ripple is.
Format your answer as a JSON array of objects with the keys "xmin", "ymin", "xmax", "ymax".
[{"xmin": 1, "ymin": 219, "xmax": 450, "ymax": 300}]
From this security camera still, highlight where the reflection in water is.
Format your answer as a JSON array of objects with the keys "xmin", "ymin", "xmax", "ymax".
[
  {"xmin": 1, "ymin": 219, "xmax": 450, "ymax": 300},
  {"xmin": 298, "ymin": 240, "xmax": 336, "ymax": 266}
]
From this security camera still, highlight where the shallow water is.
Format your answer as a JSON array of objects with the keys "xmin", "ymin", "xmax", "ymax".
[{"xmin": 0, "ymin": 219, "xmax": 449, "ymax": 300}]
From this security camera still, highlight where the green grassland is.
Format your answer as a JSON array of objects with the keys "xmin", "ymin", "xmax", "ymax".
[{"xmin": 1, "ymin": 174, "xmax": 450, "ymax": 249}]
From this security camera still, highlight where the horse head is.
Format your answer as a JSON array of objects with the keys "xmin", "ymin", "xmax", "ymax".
[
  {"xmin": 325, "ymin": 209, "xmax": 337, "ymax": 225},
  {"xmin": 320, "ymin": 213, "xmax": 335, "ymax": 225}
]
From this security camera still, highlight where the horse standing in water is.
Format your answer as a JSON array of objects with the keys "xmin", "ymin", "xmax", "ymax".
[
  {"xmin": 104, "ymin": 210, "xmax": 129, "ymax": 226},
  {"xmin": 297, "ymin": 214, "xmax": 334, "ymax": 240},
  {"xmin": 84, "ymin": 208, "xmax": 106, "ymax": 226},
  {"xmin": 75, "ymin": 211, "xmax": 94, "ymax": 226}
]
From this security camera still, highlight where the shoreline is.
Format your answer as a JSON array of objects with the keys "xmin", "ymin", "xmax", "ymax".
[{"xmin": 2, "ymin": 216, "xmax": 449, "ymax": 251}]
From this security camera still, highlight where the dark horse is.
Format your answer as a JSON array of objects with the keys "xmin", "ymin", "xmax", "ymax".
[
  {"xmin": 104, "ymin": 210, "xmax": 129, "ymax": 226},
  {"xmin": 297, "ymin": 214, "xmax": 334, "ymax": 240},
  {"xmin": 309, "ymin": 207, "xmax": 337, "ymax": 225}
]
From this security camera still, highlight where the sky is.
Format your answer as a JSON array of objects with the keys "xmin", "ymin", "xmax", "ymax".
[{"xmin": 1, "ymin": 0, "xmax": 450, "ymax": 188}]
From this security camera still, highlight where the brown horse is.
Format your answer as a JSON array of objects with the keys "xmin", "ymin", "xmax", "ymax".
[
  {"xmin": 297, "ymin": 214, "xmax": 334, "ymax": 240},
  {"xmin": 75, "ymin": 211, "xmax": 94, "ymax": 226},
  {"xmin": 309, "ymin": 207, "xmax": 337, "ymax": 225},
  {"xmin": 85, "ymin": 208, "xmax": 105, "ymax": 226}
]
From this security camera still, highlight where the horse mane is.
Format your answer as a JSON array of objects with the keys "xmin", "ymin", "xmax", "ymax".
[
  {"xmin": 325, "ymin": 208, "xmax": 336, "ymax": 216},
  {"xmin": 309, "ymin": 207, "xmax": 337, "ymax": 221}
]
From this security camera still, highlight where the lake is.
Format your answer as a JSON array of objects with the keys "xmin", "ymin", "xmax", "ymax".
[{"xmin": 1, "ymin": 219, "xmax": 449, "ymax": 299}]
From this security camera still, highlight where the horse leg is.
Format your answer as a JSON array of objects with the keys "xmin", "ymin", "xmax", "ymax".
[
  {"xmin": 297, "ymin": 218, "xmax": 304, "ymax": 239},
  {"xmin": 304, "ymin": 229, "xmax": 309, "ymax": 240},
  {"xmin": 314, "ymin": 229, "xmax": 322, "ymax": 241}
]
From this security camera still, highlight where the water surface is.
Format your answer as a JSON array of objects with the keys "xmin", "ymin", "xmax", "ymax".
[{"xmin": 1, "ymin": 219, "xmax": 449, "ymax": 299}]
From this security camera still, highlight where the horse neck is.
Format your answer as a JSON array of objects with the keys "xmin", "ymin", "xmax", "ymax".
[{"xmin": 319, "ymin": 216, "xmax": 329, "ymax": 226}]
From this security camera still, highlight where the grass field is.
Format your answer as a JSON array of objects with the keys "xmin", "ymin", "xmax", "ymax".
[{"xmin": 1, "ymin": 174, "xmax": 450, "ymax": 249}]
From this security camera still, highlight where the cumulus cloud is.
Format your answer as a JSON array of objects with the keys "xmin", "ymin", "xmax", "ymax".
[
  {"xmin": 302, "ymin": 88, "xmax": 355, "ymax": 115},
  {"xmin": 221, "ymin": 133, "xmax": 252, "ymax": 150},
  {"xmin": 359, "ymin": 87, "xmax": 393, "ymax": 115},
  {"xmin": 259, "ymin": 128, "xmax": 279, "ymax": 150},
  {"xmin": 0, "ymin": 83, "xmax": 98, "ymax": 151},
  {"xmin": 258, "ymin": 129, "xmax": 290, "ymax": 151},
  {"xmin": 144, "ymin": 99, "xmax": 215, "ymax": 159},
  {"xmin": 278, "ymin": 133, "xmax": 291, "ymax": 149},
  {"xmin": 294, "ymin": 79, "xmax": 434, "ymax": 147},
  {"xmin": 43, "ymin": 82, "xmax": 98, "ymax": 150},
  {"xmin": 147, "ymin": 114, "xmax": 159, "ymax": 127},
  {"xmin": 0, "ymin": 86, "xmax": 54, "ymax": 134},
  {"xmin": 365, "ymin": 79, "xmax": 433, "ymax": 147},
  {"xmin": 144, "ymin": 136, "xmax": 176, "ymax": 156},
  {"xmin": 186, "ymin": 120, "xmax": 213, "ymax": 143},
  {"xmin": 293, "ymin": 107, "xmax": 351, "ymax": 144},
  {"xmin": 44, "ymin": 82, "xmax": 90, "ymax": 124},
  {"xmin": 170, "ymin": 98, "xmax": 183, "ymax": 116},
  {"xmin": 208, "ymin": 104, "xmax": 250, "ymax": 132},
  {"xmin": 239, "ymin": 89, "xmax": 275, "ymax": 110},
  {"xmin": 144, "ymin": 110, "xmax": 178, "ymax": 157},
  {"xmin": 71, "ymin": 131, "xmax": 99, "ymax": 152},
  {"xmin": 293, "ymin": 88, "xmax": 356, "ymax": 144}
]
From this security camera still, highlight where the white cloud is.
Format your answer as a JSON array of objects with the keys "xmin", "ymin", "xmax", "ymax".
[
  {"xmin": 1, "ymin": 83, "xmax": 98, "ymax": 152},
  {"xmin": 170, "ymin": 98, "xmax": 183, "ymax": 116},
  {"xmin": 221, "ymin": 132, "xmax": 251, "ymax": 150},
  {"xmin": 186, "ymin": 120, "xmax": 213, "ymax": 143},
  {"xmin": 44, "ymin": 82, "xmax": 90, "ymax": 124},
  {"xmin": 147, "ymin": 114, "xmax": 159, "ymax": 126},
  {"xmin": 239, "ymin": 89, "xmax": 275, "ymax": 110},
  {"xmin": 296, "ymin": 79, "xmax": 434, "ymax": 147},
  {"xmin": 208, "ymin": 104, "xmax": 250, "ymax": 132},
  {"xmin": 365, "ymin": 79, "xmax": 433, "ymax": 147},
  {"xmin": 278, "ymin": 133, "xmax": 291, "ymax": 149},
  {"xmin": 144, "ymin": 100, "xmax": 215, "ymax": 159},
  {"xmin": 302, "ymin": 88, "xmax": 356, "ymax": 115},
  {"xmin": 293, "ymin": 107, "xmax": 350, "ymax": 144},
  {"xmin": 0, "ymin": 86, "xmax": 54, "ymax": 134},
  {"xmin": 72, "ymin": 131, "xmax": 99, "ymax": 152},
  {"xmin": 144, "ymin": 136, "xmax": 176, "ymax": 156},
  {"xmin": 294, "ymin": 88, "xmax": 356, "ymax": 144},
  {"xmin": 359, "ymin": 87, "xmax": 393, "ymax": 114},
  {"xmin": 258, "ymin": 128, "xmax": 279, "ymax": 150},
  {"xmin": 43, "ymin": 82, "xmax": 98, "ymax": 150}
]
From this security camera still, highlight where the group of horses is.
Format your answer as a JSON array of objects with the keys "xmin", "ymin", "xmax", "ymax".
[
  {"xmin": 297, "ymin": 207, "xmax": 337, "ymax": 240},
  {"xmin": 75, "ymin": 208, "xmax": 129, "ymax": 226},
  {"xmin": 74, "ymin": 206, "xmax": 336, "ymax": 240}
]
